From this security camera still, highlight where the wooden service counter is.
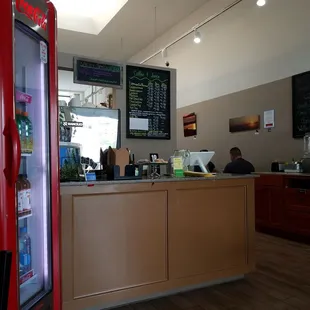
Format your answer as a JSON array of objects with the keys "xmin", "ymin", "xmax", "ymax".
[
  {"xmin": 255, "ymin": 172, "xmax": 310, "ymax": 241},
  {"xmin": 60, "ymin": 175, "xmax": 256, "ymax": 310}
]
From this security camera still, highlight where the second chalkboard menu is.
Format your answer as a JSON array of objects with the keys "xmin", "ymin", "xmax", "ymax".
[
  {"xmin": 126, "ymin": 65, "xmax": 171, "ymax": 139},
  {"xmin": 293, "ymin": 71, "xmax": 310, "ymax": 138}
]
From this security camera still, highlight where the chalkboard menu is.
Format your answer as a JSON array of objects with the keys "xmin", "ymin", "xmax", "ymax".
[
  {"xmin": 126, "ymin": 65, "xmax": 171, "ymax": 139},
  {"xmin": 73, "ymin": 57, "xmax": 123, "ymax": 88},
  {"xmin": 292, "ymin": 71, "xmax": 310, "ymax": 138}
]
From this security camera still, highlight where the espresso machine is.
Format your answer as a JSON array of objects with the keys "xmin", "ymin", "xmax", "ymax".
[{"xmin": 302, "ymin": 133, "xmax": 310, "ymax": 173}]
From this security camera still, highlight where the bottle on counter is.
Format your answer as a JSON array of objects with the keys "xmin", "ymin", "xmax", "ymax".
[
  {"xmin": 19, "ymin": 225, "xmax": 32, "ymax": 275},
  {"xmin": 135, "ymin": 167, "xmax": 139, "ymax": 177},
  {"xmin": 128, "ymin": 150, "xmax": 135, "ymax": 165},
  {"xmin": 22, "ymin": 174, "xmax": 31, "ymax": 214}
]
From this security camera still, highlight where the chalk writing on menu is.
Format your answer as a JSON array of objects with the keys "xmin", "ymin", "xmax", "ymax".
[
  {"xmin": 126, "ymin": 65, "xmax": 171, "ymax": 139},
  {"xmin": 74, "ymin": 57, "xmax": 123, "ymax": 88},
  {"xmin": 292, "ymin": 71, "xmax": 310, "ymax": 138}
]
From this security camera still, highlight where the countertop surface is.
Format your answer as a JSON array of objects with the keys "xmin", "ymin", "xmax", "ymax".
[
  {"xmin": 60, "ymin": 173, "xmax": 257, "ymax": 187},
  {"xmin": 255, "ymin": 172, "xmax": 310, "ymax": 177}
]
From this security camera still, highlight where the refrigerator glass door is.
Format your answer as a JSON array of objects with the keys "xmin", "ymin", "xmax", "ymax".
[{"xmin": 14, "ymin": 22, "xmax": 52, "ymax": 309}]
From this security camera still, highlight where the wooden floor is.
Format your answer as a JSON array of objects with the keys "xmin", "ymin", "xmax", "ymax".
[{"xmin": 113, "ymin": 233, "xmax": 310, "ymax": 310}]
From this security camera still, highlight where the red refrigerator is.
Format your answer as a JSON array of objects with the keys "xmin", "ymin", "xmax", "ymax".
[{"xmin": 0, "ymin": 0, "xmax": 61, "ymax": 309}]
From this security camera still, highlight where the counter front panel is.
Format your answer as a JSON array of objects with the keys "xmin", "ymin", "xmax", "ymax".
[
  {"xmin": 71, "ymin": 191, "xmax": 167, "ymax": 299},
  {"xmin": 61, "ymin": 177, "xmax": 255, "ymax": 310},
  {"xmin": 169, "ymin": 186, "xmax": 247, "ymax": 279}
]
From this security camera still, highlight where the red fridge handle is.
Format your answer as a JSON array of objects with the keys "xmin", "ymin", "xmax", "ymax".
[{"xmin": 3, "ymin": 117, "xmax": 21, "ymax": 187}]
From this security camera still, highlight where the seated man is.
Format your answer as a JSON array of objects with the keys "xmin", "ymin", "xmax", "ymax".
[
  {"xmin": 194, "ymin": 149, "xmax": 216, "ymax": 173},
  {"xmin": 223, "ymin": 147, "xmax": 254, "ymax": 174}
]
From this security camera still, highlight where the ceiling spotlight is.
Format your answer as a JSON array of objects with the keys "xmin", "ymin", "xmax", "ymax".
[
  {"xmin": 256, "ymin": 0, "xmax": 266, "ymax": 6},
  {"xmin": 193, "ymin": 29, "xmax": 201, "ymax": 44}
]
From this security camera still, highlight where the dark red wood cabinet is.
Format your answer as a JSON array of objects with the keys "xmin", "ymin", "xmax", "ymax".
[
  {"xmin": 255, "ymin": 174, "xmax": 310, "ymax": 240},
  {"xmin": 255, "ymin": 175, "xmax": 284, "ymax": 229},
  {"xmin": 255, "ymin": 185, "xmax": 270, "ymax": 225}
]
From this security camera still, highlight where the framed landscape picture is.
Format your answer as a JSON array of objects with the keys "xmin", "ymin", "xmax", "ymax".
[
  {"xmin": 183, "ymin": 113, "xmax": 197, "ymax": 137},
  {"xmin": 229, "ymin": 115, "xmax": 260, "ymax": 133}
]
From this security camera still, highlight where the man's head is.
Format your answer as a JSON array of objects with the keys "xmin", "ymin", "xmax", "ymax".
[{"xmin": 230, "ymin": 147, "xmax": 242, "ymax": 161}]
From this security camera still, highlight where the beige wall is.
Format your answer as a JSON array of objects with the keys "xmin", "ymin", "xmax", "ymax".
[
  {"xmin": 131, "ymin": 0, "xmax": 310, "ymax": 109},
  {"xmin": 177, "ymin": 78, "xmax": 304, "ymax": 172}
]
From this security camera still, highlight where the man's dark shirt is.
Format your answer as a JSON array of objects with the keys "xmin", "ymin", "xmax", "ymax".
[{"xmin": 223, "ymin": 158, "xmax": 255, "ymax": 174}]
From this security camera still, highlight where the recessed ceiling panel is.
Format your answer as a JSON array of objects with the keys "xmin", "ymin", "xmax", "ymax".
[{"xmin": 52, "ymin": 0, "xmax": 128, "ymax": 35}]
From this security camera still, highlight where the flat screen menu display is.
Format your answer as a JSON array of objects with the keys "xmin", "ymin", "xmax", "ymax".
[
  {"xmin": 73, "ymin": 57, "xmax": 123, "ymax": 88},
  {"xmin": 126, "ymin": 65, "xmax": 171, "ymax": 139}
]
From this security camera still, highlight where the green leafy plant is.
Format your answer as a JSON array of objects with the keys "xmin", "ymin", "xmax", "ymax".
[{"xmin": 60, "ymin": 148, "xmax": 83, "ymax": 182}]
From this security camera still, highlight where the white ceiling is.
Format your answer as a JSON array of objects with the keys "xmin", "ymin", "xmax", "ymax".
[{"xmin": 56, "ymin": 0, "xmax": 210, "ymax": 61}]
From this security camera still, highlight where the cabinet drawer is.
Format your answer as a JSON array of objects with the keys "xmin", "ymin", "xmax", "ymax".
[
  {"xmin": 286, "ymin": 209, "xmax": 310, "ymax": 236},
  {"xmin": 256, "ymin": 174, "xmax": 283, "ymax": 187},
  {"xmin": 285, "ymin": 188, "xmax": 310, "ymax": 211}
]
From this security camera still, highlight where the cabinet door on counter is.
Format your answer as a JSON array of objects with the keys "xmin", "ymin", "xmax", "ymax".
[
  {"xmin": 285, "ymin": 188, "xmax": 310, "ymax": 209},
  {"xmin": 255, "ymin": 185, "xmax": 270, "ymax": 227},
  {"xmin": 269, "ymin": 187, "xmax": 284, "ymax": 227},
  {"xmin": 285, "ymin": 188, "xmax": 310, "ymax": 235},
  {"xmin": 255, "ymin": 185, "xmax": 284, "ymax": 229},
  {"xmin": 286, "ymin": 210, "xmax": 310, "ymax": 236}
]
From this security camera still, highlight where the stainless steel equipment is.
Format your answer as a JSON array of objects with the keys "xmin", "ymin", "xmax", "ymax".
[
  {"xmin": 284, "ymin": 162, "xmax": 302, "ymax": 173},
  {"xmin": 271, "ymin": 161, "xmax": 285, "ymax": 172},
  {"xmin": 304, "ymin": 133, "xmax": 310, "ymax": 157},
  {"xmin": 302, "ymin": 133, "xmax": 310, "ymax": 173}
]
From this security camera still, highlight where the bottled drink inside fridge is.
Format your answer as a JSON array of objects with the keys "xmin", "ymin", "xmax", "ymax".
[
  {"xmin": 21, "ymin": 111, "xmax": 33, "ymax": 154},
  {"xmin": 19, "ymin": 226, "xmax": 32, "ymax": 276},
  {"xmin": 16, "ymin": 174, "xmax": 24, "ymax": 214},
  {"xmin": 22, "ymin": 175, "xmax": 31, "ymax": 214},
  {"xmin": 16, "ymin": 109, "xmax": 25, "ymax": 151},
  {"xmin": 22, "ymin": 111, "xmax": 33, "ymax": 153},
  {"xmin": 20, "ymin": 111, "xmax": 28, "ymax": 153}
]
